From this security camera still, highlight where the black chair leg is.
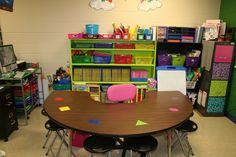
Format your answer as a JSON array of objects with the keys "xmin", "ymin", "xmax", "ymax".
[{"xmin": 141, "ymin": 152, "xmax": 146, "ymax": 157}]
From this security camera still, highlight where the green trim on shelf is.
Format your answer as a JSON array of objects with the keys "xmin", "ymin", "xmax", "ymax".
[
  {"xmin": 71, "ymin": 48, "xmax": 155, "ymax": 51},
  {"xmin": 72, "ymin": 63, "xmax": 155, "ymax": 67},
  {"xmin": 71, "ymin": 39, "xmax": 155, "ymax": 43},
  {"xmin": 72, "ymin": 81, "xmax": 148, "ymax": 85}
]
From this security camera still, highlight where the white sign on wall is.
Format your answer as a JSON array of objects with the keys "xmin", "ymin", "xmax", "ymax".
[
  {"xmin": 138, "ymin": 0, "xmax": 162, "ymax": 11},
  {"xmin": 90, "ymin": 0, "xmax": 115, "ymax": 11}
]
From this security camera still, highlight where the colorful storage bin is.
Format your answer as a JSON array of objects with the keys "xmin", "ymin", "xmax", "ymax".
[
  {"xmin": 53, "ymin": 84, "xmax": 71, "ymax": 90},
  {"xmin": 93, "ymin": 53, "xmax": 111, "ymax": 64},
  {"xmin": 158, "ymin": 54, "xmax": 171, "ymax": 66},
  {"xmin": 94, "ymin": 43, "xmax": 113, "ymax": 48},
  {"xmin": 72, "ymin": 43, "xmax": 93, "ymax": 48},
  {"xmin": 131, "ymin": 70, "xmax": 148, "ymax": 82},
  {"xmin": 114, "ymin": 54, "xmax": 132, "ymax": 64},
  {"xmin": 172, "ymin": 54, "xmax": 186, "ymax": 66},
  {"xmin": 185, "ymin": 56, "xmax": 200, "ymax": 67},
  {"xmin": 72, "ymin": 56, "xmax": 92, "ymax": 63},
  {"xmin": 135, "ymin": 44, "xmax": 154, "ymax": 50},
  {"xmin": 86, "ymin": 24, "xmax": 99, "ymax": 35},
  {"xmin": 114, "ymin": 43, "xmax": 135, "ymax": 49},
  {"xmin": 135, "ymin": 56, "xmax": 153, "ymax": 64},
  {"xmin": 67, "ymin": 33, "xmax": 83, "ymax": 39}
]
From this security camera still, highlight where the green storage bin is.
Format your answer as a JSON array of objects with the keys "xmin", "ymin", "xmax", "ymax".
[
  {"xmin": 72, "ymin": 56, "xmax": 92, "ymax": 63},
  {"xmin": 172, "ymin": 54, "xmax": 186, "ymax": 66}
]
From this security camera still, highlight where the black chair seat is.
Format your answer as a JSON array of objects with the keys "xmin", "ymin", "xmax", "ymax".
[
  {"xmin": 125, "ymin": 136, "xmax": 158, "ymax": 153},
  {"xmin": 84, "ymin": 136, "xmax": 117, "ymax": 153},
  {"xmin": 176, "ymin": 120, "xmax": 198, "ymax": 132},
  {"xmin": 45, "ymin": 120, "xmax": 64, "ymax": 131}
]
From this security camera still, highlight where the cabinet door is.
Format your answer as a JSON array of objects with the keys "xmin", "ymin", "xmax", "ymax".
[
  {"xmin": 207, "ymin": 97, "xmax": 225, "ymax": 113},
  {"xmin": 214, "ymin": 45, "xmax": 234, "ymax": 63},
  {"xmin": 212, "ymin": 63, "xmax": 231, "ymax": 80},
  {"xmin": 209, "ymin": 81, "xmax": 228, "ymax": 96}
]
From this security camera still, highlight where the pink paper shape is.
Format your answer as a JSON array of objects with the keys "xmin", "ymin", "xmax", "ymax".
[{"xmin": 169, "ymin": 107, "xmax": 179, "ymax": 112}]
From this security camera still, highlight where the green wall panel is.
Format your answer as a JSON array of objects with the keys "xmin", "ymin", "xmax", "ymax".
[
  {"xmin": 209, "ymin": 81, "xmax": 228, "ymax": 96},
  {"xmin": 220, "ymin": 0, "xmax": 236, "ymax": 40},
  {"xmin": 220, "ymin": 0, "xmax": 236, "ymax": 118}
]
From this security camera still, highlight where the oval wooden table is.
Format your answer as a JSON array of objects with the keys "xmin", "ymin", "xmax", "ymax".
[{"xmin": 44, "ymin": 90, "xmax": 193, "ymax": 157}]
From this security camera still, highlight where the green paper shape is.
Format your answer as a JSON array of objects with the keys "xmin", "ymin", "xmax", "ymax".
[{"xmin": 136, "ymin": 120, "xmax": 148, "ymax": 126}]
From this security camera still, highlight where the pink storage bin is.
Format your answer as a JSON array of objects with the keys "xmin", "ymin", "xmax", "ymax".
[
  {"xmin": 98, "ymin": 34, "xmax": 114, "ymax": 39},
  {"xmin": 72, "ymin": 131, "xmax": 90, "ymax": 148},
  {"xmin": 131, "ymin": 70, "xmax": 148, "ymax": 82},
  {"xmin": 214, "ymin": 45, "xmax": 234, "ymax": 63},
  {"xmin": 67, "ymin": 33, "xmax": 84, "ymax": 39}
]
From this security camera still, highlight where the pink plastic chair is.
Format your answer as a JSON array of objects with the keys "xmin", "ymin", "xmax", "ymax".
[
  {"xmin": 107, "ymin": 84, "xmax": 158, "ymax": 157},
  {"xmin": 107, "ymin": 84, "xmax": 136, "ymax": 102}
]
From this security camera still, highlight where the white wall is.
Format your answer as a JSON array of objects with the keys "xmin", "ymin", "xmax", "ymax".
[{"xmin": 0, "ymin": 0, "xmax": 221, "ymax": 74}]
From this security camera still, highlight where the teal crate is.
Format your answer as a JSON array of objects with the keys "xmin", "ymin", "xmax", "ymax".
[{"xmin": 53, "ymin": 84, "xmax": 71, "ymax": 90}]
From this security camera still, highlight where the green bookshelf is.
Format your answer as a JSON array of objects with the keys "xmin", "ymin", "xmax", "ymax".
[{"xmin": 70, "ymin": 39, "xmax": 157, "ymax": 89}]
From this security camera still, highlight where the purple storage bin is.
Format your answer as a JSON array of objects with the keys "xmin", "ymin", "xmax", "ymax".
[
  {"xmin": 94, "ymin": 43, "xmax": 113, "ymax": 48},
  {"xmin": 158, "ymin": 54, "xmax": 171, "ymax": 66},
  {"xmin": 185, "ymin": 56, "xmax": 199, "ymax": 67}
]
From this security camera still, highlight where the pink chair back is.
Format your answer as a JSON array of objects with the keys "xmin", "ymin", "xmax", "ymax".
[{"xmin": 107, "ymin": 84, "xmax": 136, "ymax": 102}]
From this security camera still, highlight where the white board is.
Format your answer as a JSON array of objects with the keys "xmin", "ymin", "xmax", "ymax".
[{"xmin": 157, "ymin": 70, "xmax": 186, "ymax": 95}]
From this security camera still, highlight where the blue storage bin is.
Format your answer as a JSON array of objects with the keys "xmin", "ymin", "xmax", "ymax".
[
  {"xmin": 86, "ymin": 24, "xmax": 99, "ymax": 35},
  {"xmin": 58, "ymin": 79, "xmax": 71, "ymax": 84},
  {"xmin": 93, "ymin": 55, "xmax": 111, "ymax": 64},
  {"xmin": 94, "ymin": 43, "xmax": 113, "ymax": 48}
]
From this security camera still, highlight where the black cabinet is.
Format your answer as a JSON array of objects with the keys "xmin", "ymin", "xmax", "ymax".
[{"xmin": 0, "ymin": 86, "xmax": 18, "ymax": 141}]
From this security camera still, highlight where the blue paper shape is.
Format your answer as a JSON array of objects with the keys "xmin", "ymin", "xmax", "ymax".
[{"xmin": 88, "ymin": 119, "xmax": 100, "ymax": 125}]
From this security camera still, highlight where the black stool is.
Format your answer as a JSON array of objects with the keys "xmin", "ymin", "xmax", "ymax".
[
  {"xmin": 83, "ymin": 135, "xmax": 117, "ymax": 157},
  {"xmin": 41, "ymin": 109, "xmax": 51, "ymax": 149},
  {"xmin": 125, "ymin": 136, "xmax": 158, "ymax": 157},
  {"xmin": 172, "ymin": 120, "xmax": 198, "ymax": 157},
  {"xmin": 44, "ymin": 120, "xmax": 67, "ymax": 157}
]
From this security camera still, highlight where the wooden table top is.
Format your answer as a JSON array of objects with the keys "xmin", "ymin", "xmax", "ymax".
[{"xmin": 44, "ymin": 91, "xmax": 193, "ymax": 137}]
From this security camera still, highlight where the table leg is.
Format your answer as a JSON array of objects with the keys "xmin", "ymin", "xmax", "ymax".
[
  {"xmin": 68, "ymin": 129, "xmax": 72, "ymax": 157},
  {"xmin": 167, "ymin": 129, "xmax": 172, "ymax": 157}
]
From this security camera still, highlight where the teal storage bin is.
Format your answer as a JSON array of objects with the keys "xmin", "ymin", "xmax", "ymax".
[
  {"xmin": 172, "ymin": 54, "xmax": 186, "ymax": 66},
  {"xmin": 53, "ymin": 84, "xmax": 71, "ymax": 90},
  {"xmin": 86, "ymin": 24, "xmax": 99, "ymax": 35}
]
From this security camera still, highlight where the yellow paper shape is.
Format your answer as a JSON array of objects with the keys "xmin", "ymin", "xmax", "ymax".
[
  {"xmin": 136, "ymin": 120, "xmax": 148, "ymax": 126},
  {"xmin": 59, "ymin": 106, "xmax": 71, "ymax": 112}
]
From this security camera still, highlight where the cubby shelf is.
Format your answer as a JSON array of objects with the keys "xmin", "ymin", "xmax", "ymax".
[{"xmin": 70, "ymin": 39, "xmax": 157, "ymax": 89}]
